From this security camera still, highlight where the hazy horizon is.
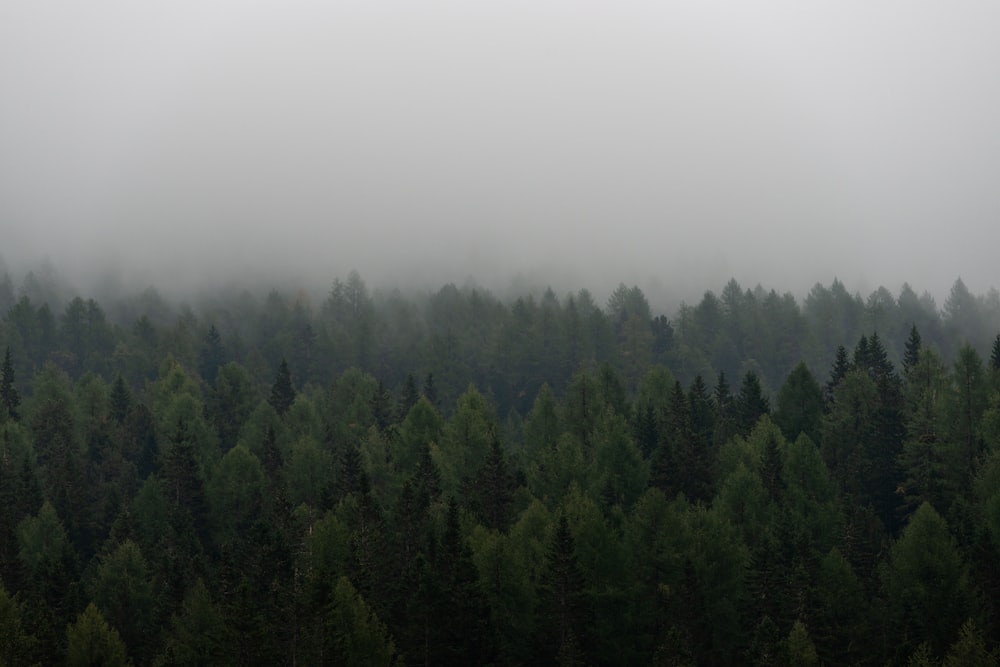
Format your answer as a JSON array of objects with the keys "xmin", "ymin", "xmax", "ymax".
[{"xmin": 3, "ymin": 2, "xmax": 999, "ymax": 307}]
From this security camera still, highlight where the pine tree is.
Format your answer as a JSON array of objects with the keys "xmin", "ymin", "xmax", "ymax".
[
  {"xmin": 992, "ymin": 334, "xmax": 1000, "ymax": 371},
  {"xmin": 0, "ymin": 347, "xmax": 20, "ymax": 422},
  {"xmin": 422, "ymin": 372, "xmax": 438, "ymax": 407},
  {"xmin": 712, "ymin": 371, "xmax": 737, "ymax": 447},
  {"xmin": 65, "ymin": 603, "xmax": 129, "ymax": 667},
  {"xmin": 371, "ymin": 379, "xmax": 393, "ymax": 432},
  {"xmin": 198, "ymin": 324, "xmax": 225, "ymax": 384},
  {"xmin": 736, "ymin": 371, "xmax": 770, "ymax": 435},
  {"xmin": 903, "ymin": 325, "xmax": 922, "ymax": 376},
  {"xmin": 468, "ymin": 435, "xmax": 517, "ymax": 531},
  {"xmin": 268, "ymin": 358, "xmax": 296, "ymax": 417},
  {"xmin": 825, "ymin": 345, "xmax": 851, "ymax": 405},
  {"xmin": 397, "ymin": 373, "xmax": 420, "ymax": 421},
  {"xmin": 109, "ymin": 374, "xmax": 131, "ymax": 425},
  {"xmin": 538, "ymin": 514, "xmax": 590, "ymax": 665}
]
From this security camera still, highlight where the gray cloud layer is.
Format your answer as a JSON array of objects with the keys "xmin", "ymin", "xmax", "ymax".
[{"xmin": 2, "ymin": 2, "xmax": 999, "ymax": 302}]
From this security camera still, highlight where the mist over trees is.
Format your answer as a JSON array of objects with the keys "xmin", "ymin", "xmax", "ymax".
[{"xmin": 2, "ymin": 262, "xmax": 1000, "ymax": 665}]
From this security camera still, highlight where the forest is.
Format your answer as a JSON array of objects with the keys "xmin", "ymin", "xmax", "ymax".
[{"xmin": 2, "ymin": 266, "xmax": 1000, "ymax": 666}]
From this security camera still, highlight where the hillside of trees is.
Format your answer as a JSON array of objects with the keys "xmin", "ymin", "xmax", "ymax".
[{"xmin": 2, "ymin": 267, "xmax": 1000, "ymax": 665}]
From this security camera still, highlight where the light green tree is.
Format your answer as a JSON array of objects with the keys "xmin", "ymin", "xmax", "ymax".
[{"xmin": 65, "ymin": 603, "xmax": 130, "ymax": 667}]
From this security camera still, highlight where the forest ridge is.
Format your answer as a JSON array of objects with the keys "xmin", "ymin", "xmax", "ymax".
[{"xmin": 2, "ymin": 268, "xmax": 1000, "ymax": 665}]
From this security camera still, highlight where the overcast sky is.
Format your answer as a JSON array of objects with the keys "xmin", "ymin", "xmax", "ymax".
[{"xmin": 2, "ymin": 1, "xmax": 999, "ymax": 302}]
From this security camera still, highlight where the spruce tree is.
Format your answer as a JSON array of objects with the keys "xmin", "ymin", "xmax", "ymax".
[
  {"xmin": 0, "ymin": 347, "xmax": 19, "ymax": 422},
  {"xmin": 736, "ymin": 371, "xmax": 770, "ymax": 435},
  {"xmin": 538, "ymin": 514, "xmax": 589, "ymax": 664},
  {"xmin": 109, "ymin": 374, "xmax": 131, "ymax": 425},
  {"xmin": 198, "ymin": 324, "xmax": 225, "ymax": 384},
  {"xmin": 903, "ymin": 325, "xmax": 922, "ymax": 376},
  {"xmin": 268, "ymin": 358, "xmax": 296, "ymax": 417},
  {"xmin": 825, "ymin": 345, "xmax": 851, "ymax": 405},
  {"xmin": 397, "ymin": 373, "xmax": 420, "ymax": 421}
]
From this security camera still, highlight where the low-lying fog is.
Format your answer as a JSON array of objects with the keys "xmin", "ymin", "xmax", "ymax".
[{"xmin": 2, "ymin": 2, "xmax": 999, "ymax": 308}]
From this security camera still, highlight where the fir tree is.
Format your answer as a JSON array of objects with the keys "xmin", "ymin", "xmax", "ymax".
[
  {"xmin": 422, "ymin": 372, "xmax": 438, "ymax": 407},
  {"xmin": 198, "ymin": 324, "xmax": 225, "ymax": 384},
  {"xmin": 825, "ymin": 345, "xmax": 851, "ymax": 405},
  {"xmin": 903, "ymin": 325, "xmax": 922, "ymax": 376},
  {"xmin": 268, "ymin": 358, "xmax": 296, "ymax": 417},
  {"xmin": 109, "ymin": 374, "xmax": 131, "ymax": 425},
  {"xmin": 538, "ymin": 514, "xmax": 590, "ymax": 664},
  {"xmin": 397, "ymin": 373, "xmax": 420, "ymax": 421},
  {"xmin": 736, "ymin": 371, "xmax": 770, "ymax": 435},
  {"xmin": 0, "ymin": 347, "xmax": 19, "ymax": 422}
]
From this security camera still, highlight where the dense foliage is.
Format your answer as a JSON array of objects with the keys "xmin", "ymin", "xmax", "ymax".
[{"xmin": 2, "ymin": 267, "xmax": 1000, "ymax": 665}]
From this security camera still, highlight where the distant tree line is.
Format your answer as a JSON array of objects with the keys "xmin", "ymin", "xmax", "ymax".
[{"xmin": 2, "ymin": 265, "xmax": 1000, "ymax": 664}]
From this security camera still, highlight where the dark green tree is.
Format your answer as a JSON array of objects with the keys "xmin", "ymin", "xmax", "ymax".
[
  {"xmin": 903, "ymin": 324, "xmax": 922, "ymax": 376},
  {"xmin": 268, "ymin": 357, "xmax": 296, "ymax": 417},
  {"xmin": 109, "ymin": 374, "xmax": 131, "ymax": 425},
  {"xmin": 197, "ymin": 324, "xmax": 225, "ymax": 384},
  {"xmin": 536, "ymin": 514, "xmax": 590, "ymax": 665},
  {"xmin": 881, "ymin": 503, "xmax": 971, "ymax": 659},
  {"xmin": 736, "ymin": 370, "xmax": 770, "ymax": 435},
  {"xmin": 65, "ymin": 603, "xmax": 129, "ymax": 667},
  {"xmin": 397, "ymin": 373, "xmax": 420, "ymax": 422},
  {"xmin": 0, "ymin": 347, "xmax": 20, "ymax": 422},
  {"xmin": 773, "ymin": 362, "xmax": 824, "ymax": 444},
  {"xmin": 824, "ymin": 345, "xmax": 851, "ymax": 405}
]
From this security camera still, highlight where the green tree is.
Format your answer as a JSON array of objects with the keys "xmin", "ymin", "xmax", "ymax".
[
  {"xmin": 204, "ymin": 362, "xmax": 257, "ymax": 453},
  {"xmin": 0, "ymin": 347, "xmax": 20, "ymax": 422},
  {"xmin": 942, "ymin": 618, "xmax": 997, "ymax": 667},
  {"xmin": 65, "ymin": 603, "xmax": 130, "ymax": 667},
  {"xmin": 881, "ymin": 503, "xmax": 971, "ymax": 658},
  {"xmin": 773, "ymin": 362, "xmax": 824, "ymax": 444},
  {"xmin": 197, "ymin": 325, "xmax": 225, "ymax": 384},
  {"xmin": 736, "ymin": 370, "xmax": 770, "ymax": 436},
  {"xmin": 89, "ymin": 540, "xmax": 156, "ymax": 663},
  {"xmin": 328, "ymin": 576, "xmax": 402, "ymax": 667},
  {"xmin": 155, "ymin": 578, "xmax": 227, "ymax": 667},
  {"xmin": 268, "ymin": 357, "xmax": 296, "ymax": 417},
  {"xmin": 536, "ymin": 514, "xmax": 590, "ymax": 665},
  {"xmin": 786, "ymin": 620, "xmax": 819, "ymax": 667},
  {"xmin": 0, "ymin": 579, "xmax": 36, "ymax": 667},
  {"xmin": 903, "ymin": 324, "xmax": 922, "ymax": 376},
  {"xmin": 17, "ymin": 505, "xmax": 81, "ymax": 661},
  {"xmin": 436, "ymin": 385, "xmax": 497, "ymax": 494}
]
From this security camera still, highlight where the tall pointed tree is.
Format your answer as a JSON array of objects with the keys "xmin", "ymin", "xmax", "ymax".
[
  {"xmin": 0, "ymin": 347, "xmax": 20, "ymax": 422},
  {"xmin": 825, "ymin": 345, "xmax": 851, "ymax": 405},
  {"xmin": 736, "ymin": 370, "xmax": 770, "ymax": 435},
  {"xmin": 903, "ymin": 325, "xmax": 922, "ymax": 377},
  {"xmin": 268, "ymin": 357, "xmax": 296, "ymax": 417}
]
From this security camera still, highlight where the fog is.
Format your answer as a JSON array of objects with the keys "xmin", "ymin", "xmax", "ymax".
[{"xmin": 2, "ymin": 2, "xmax": 999, "ymax": 306}]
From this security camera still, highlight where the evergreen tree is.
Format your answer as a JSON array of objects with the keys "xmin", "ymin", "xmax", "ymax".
[
  {"xmin": 65, "ymin": 603, "xmax": 129, "ymax": 667},
  {"xmin": 773, "ymin": 362, "xmax": 824, "ymax": 444},
  {"xmin": 371, "ymin": 379, "xmax": 393, "ymax": 432},
  {"xmin": 537, "ymin": 514, "xmax": 590, "ymax": 664},
  {"xmin": 882, "ymin": 503, "xmax": 971, "ymax": 659},
  {"xmin": 0, "ymin": 576, "xmax": 36, "ymax": 666},
  {"xmin": 992, "ymin": 333, "xmax": 1000, "ymax": 371},
  {"xmin": 736, "ymin": 371, "xmax": 770, "ymax": 435},
  {"xmin": 825, "ymin": 345, "xmax": 851, "ymax": 405},
  {"xmin": 422, "ymin": 372, "xmax": 438, "ymax": 407},
  {"xmin": 197, "ymin": 324, "xmax": 225, "ymax": 384},
  {"xmin": 397, "ymin": 373, "xmax": 420, "ymax": 422},
  {"xmin": 468, "ymin": 435, "xmax": 517, "ymax": 531},
  {"xmin": 109, "ymin": 374, "xmax": 131, "ymax": 425},
  {"xmin": 903, "ymin": 324, "xmax": 923, "ymax": 376},
  {"xmin": 268, "ymin": 357, "xmax": 296, "ymax": 417},
  {"xmin": 0, "ymin": 347, "xmax": 20, "ymax": 422},
  {"xmin": 712, "ymin": 371, "xmax": 738, "ymax": 447}
]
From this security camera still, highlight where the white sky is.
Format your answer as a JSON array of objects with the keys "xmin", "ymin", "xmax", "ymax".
[{"xmin": 2, "ymin": 1, "xmax": 999, "ymax": 300}]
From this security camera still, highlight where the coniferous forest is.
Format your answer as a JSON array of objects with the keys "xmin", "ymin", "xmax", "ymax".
[{"xmin": 4, "ymin": 268, "xmax": 1000, "ymax": 666}]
